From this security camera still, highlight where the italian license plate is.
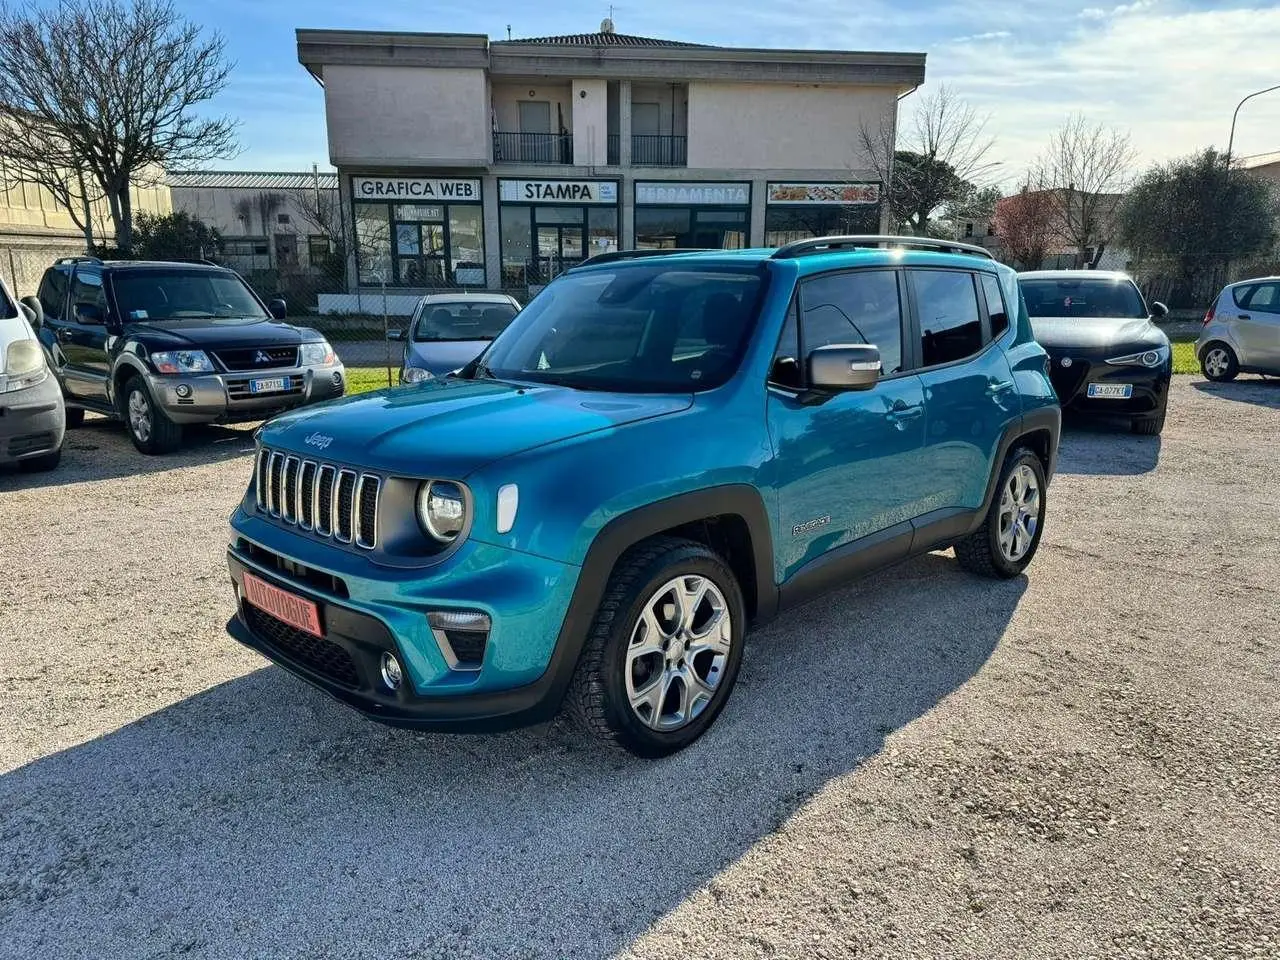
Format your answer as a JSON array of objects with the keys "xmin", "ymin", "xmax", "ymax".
[
  {"xmin": 242, "ymin": 572, "xmax": 322, "ymax": 637},
  {"xmin": 250, "ymin": 377, "xmax": 288, "ymax": 394},
  {"xmin": 1087, "ymin": 383, "xmax": 1133, "ymax": 399}
]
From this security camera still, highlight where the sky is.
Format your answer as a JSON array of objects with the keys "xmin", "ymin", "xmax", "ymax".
[{"xmin": 180, "ymin": 0, "xmax": 1280, "ymax": 186}]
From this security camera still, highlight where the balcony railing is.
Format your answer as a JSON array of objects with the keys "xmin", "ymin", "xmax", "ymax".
[
  {"xmin": 607, "ymin": 133, "xmax": 620, "ymax": 166},
  {"xmin": 632, "ymin": 134, "xmax": 687, "ymax": 167},
  {"xmin": 493, "ymin": 132, "xmax": 574, "ymax": 165}
]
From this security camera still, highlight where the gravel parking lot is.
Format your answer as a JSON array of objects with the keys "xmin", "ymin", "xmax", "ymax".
[{"xmin": 1, "ymin": 376, "xmax": 1277, "ymax": 959}]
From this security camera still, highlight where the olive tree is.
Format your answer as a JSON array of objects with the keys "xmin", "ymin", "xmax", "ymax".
[{"xmin": 0, "ymin": 0, "xmax": 237, "ymax": 253}]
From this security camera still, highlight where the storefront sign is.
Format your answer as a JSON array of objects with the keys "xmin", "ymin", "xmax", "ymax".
[
  {"xmin": 766, "ymin": 182, "xmax": 880, "ymax": 205},
  {"xmin": 635, "ymin": 182, "xmax": 749, "ymax": 206},
  {"xmin": 353, "ymin": 177, "xmax": 481, "ymax": 201},
  {"xmin": 499, "ymin": 179, "xmax": 618, "ymax": 204}
]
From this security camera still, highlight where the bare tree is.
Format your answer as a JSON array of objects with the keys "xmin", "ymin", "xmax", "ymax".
[
  {"xmin": 1035, "ymin": 115, "xmax": 1135, "ymax": 268},
  {"xmin": 859, "ymin": 84, "xmax": 999, "ymax": 234},
  {"xmin": 0, "ymin": 0, "xmax": 237, "ymax": 253}
]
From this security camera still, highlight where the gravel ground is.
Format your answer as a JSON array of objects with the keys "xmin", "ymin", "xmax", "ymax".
[{"xmin": 1, "ymin": 376, "xmax": 1277, "ymax": 960}]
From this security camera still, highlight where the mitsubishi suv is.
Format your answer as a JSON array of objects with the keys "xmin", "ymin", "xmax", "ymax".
[
  {"xmin": 30, "ymin": 257, "xmax": 345, "ymax": 454},
  {"xmin": 226, "ymin": 237, "xmax": 1060, "ymax": 757}
]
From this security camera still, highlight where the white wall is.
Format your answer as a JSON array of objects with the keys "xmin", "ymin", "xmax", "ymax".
[
  {"xmin": 631, "ymin": 82, "xmax": 687, "ymax": 137},
  {"xmin": 170, "ymin": 187, "xmax": 337, "ymax": 238},
  {"xmin": 572, "ymin": 79, "xmax": 609, "ymax": 166},
  {"xmin": 491, "ymin": 82, "xmax": 574, "ymax": 134},
  {"xmin": 686, "ymin": 82, "xmax": 896, "ymax": 171},
  {"xmin": 324, "ymin": 65, "xmax": 489, "ymax": 165}
]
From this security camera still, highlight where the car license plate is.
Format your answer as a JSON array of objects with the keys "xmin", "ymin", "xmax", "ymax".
[
  {"xmin": 242, "ymin": 572, "xmax": 322, "ymax": 637},
  {"xmin": 1087, "ymin": 383, "xmax": 1133, "ymax": 399},
  {"xmin": 250, "ymin": 377, "xmax": 288, "ymax": 394}
]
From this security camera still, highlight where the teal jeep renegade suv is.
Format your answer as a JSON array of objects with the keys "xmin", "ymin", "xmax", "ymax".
[{"xmin": 226, "ymin": 236, "xmax": 1060, "ymax": 757}]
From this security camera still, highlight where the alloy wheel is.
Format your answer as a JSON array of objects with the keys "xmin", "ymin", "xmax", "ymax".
[
  {"xmin": 1204, "ymin": 347, "xmax": 1230, "ymax": 379},
  {"xmin": 127, "ymin": 389, "xmax": 152, "ymax": 444},
  {"xmin": 625, "ymin": 574, "xmax": 732, "ymax": 732},
  {"xmin": 998, "ymin": 464, "xmax": 1040, "ymax": 563}
]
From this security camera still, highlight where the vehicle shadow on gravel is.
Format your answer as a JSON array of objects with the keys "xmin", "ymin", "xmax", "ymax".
[
  {"xmin": 1054, "ymin": 416, "xmax": 1161, "ymax": 476},
  {"xmin": 1191, "ymin": 377, "xmax": 1280, "ymax": 410},
  {"xmin": 0, "ymin": 554, "xmax": 1023, "ymax": 960},
  {"xmin": 0, "ymin": 416, "xmax": 255, "ymax": 491}
]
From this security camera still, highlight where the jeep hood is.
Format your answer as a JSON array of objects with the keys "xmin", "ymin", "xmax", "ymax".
[{"xmin": 260, "ymin": 378, "xmax": 693, "ymax": 477}]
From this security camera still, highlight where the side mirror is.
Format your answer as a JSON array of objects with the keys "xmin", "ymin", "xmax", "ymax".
[
  {"xmin": 268, "ymin": 298, "xmax": 287, "ymax": 321},
  {"xmin": 1150, "ymin": 301, "xmax": 1169, "ymax": 319},
  {"xmin": 386, "ymin": 329, "xmax": 404, "ymax": 341},
  {"xmin": 807, "ymin": 344, "xmax": 881, "ymax": 392},
  {"xmin": 74, "ymin": 301, "xmax": 105, "ymax": 325},
  {"xmin": 19, "ymin": 295, "xmax": 43, "ymax": 328}
]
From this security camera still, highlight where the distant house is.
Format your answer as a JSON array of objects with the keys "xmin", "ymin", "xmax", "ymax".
[
  {"xmin": 1241, "ymin": 150, "xmax": 1280, "ymax": 189},
  {"xmin": 166, "ymin": 170, "xmax": 340, "ymax": 276},
  {"xmin": 988, "ymin": 187, "xmax": 1129, "ymax": 271}
]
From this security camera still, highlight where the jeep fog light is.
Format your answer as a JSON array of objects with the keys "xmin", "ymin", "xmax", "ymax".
[
  {"xmin": 428, "ymin": 610, "xmax": 491, "ymax": 671},
  {"xmin": 380, "ymin": 652, "xmax": 403, "ymax": 691}
]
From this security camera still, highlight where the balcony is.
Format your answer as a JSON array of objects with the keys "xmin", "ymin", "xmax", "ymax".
[
  {"xmin": 632, "ymin": 134, "xmax": 687, "ymax": 167},
  {"xmin": 607, "ymin": 133, "xmax": 620, "ymax": 166},
  {"xmin": 493, "ymin": 132, "xmax": 574, "ymax": 165}
]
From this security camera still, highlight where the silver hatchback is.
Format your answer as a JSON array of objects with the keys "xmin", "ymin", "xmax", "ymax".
[{"xmin": 1198, "ymin": 277, "xmax": 1280, "ymax": 381}]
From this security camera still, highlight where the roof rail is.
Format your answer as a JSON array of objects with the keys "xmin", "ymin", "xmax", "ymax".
[
  {"xmin": 770, "ymin": 235, "xmax": 995, "ymax": 261},
  {"xmin": 576, "ymin": 247, "xmax": 713, "ymax": 268},
  {"xmin": 54, "ymin": 255, "xmax": 104, "ymax": 266}
]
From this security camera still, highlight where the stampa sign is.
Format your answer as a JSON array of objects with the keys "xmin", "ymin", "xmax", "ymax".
[
  {"xmin": 353, "ymin": 177, "xmax": 481, "ymax": 200},
  {"xmin": 499, "ymin": 179, "xmax": 618, "ymax": 204}
]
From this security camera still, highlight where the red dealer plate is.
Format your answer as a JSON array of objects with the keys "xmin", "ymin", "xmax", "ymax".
[{"xmin": 242, "ymin": 572, "xmax": 323, "ymax": 638}]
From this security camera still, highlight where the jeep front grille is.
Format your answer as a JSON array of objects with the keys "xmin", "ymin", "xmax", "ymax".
[{"xmin": 255, "ymin": 446, "xmax": 380, "ymax": 549}]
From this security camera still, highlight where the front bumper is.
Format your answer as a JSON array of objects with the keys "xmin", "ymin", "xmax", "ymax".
[
  {"xmin": 1047, "ymin": 354, "xmax": 1170, "ymax": 418},
  {"xmin": 0, "ymin": 373, "xmax": 65, "ymax": 464},
  {"xmin": 146, "ymin": 364, "xmax": 346, "ymax": 424},
  {"xmin": 225, "ymin": 518, "xmax": 583, "ymax": 732}
]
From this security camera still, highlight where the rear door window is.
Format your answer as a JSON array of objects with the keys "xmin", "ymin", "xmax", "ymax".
[
  {"xmin": 37, "ymin": 268, "xmax": 69, "ymax": 320},
  {"xmin": 1239, "ymin": 283, "xmax": 1280, "ymax": 313},
  {"xmin": 69, "ymin": 269, "xmax": 106, "ymax": 318},
  {"xmin": 910, "ymin": 269, "xmax": 984, "ymax": 367}
]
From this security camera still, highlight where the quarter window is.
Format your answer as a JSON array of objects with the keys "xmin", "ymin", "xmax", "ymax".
[
  {"xmin": 1241, "ymin": 283, "xmax": 1279, "ymax": 311},
  {"xmin": 912, "ymin": 270, "xmax": 983, "ymax": 367},
  {"xmin": 37, "ymin": 268, "xmax": 69, "ymax": 320},
  {"xmin": 799, "ymin": 270, "xmax": 904, "ymax": 377},
  {"xmin": 979, "ymin": 272, "xmax": 1010, "ymax": 339}
]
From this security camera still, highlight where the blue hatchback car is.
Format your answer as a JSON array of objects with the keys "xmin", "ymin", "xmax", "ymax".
[{"xmin": 227, "ymin": 237, "xmax": 1060, "ymax": 757}]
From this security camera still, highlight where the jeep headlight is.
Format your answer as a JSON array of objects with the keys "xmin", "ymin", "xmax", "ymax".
[
  {"xmin": 1106, "ymin": 345, "xmax": 1169, "ymax": 368},
  {"xmin": 1, "ymin": 339, "xmax": 48, "ymax": 392},
  {"xmin": 402, "ymin": 366, "xmax": 433, "ymax": 383},
  {"xmin": 416, "ymin": 480, "xmax": 468, "ymax": 543},
  {"xmin": 150, "ymin": 350, "xmax": 214, "ymax": 374},
  {"xmin": 299, "ymin": 339, "xmax": 337, "ymax": 366}
]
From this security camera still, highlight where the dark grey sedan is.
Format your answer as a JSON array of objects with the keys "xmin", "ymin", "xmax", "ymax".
[{"xmin": 390, "ymin": 294, "xmax": 521, "ymax": 383}]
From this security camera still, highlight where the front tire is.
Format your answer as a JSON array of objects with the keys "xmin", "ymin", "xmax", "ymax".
[
  {"xmin": 568, "ymin": 536, "xmax": 746, "ymax": 758},
  {"xmin": 1201, "ymin": 343, "xmax": 1239, "ymax": 382},
  {"xmin": 122, "ymin": 375, "xmax": 183, "ymax": 454},
  {"xmin": 63, "ymin": 407, "xmax": 85, "ymax": 428},
  {"xmin": 955, "ymin": 447, "xmax": 1047, "ymax": 579}
]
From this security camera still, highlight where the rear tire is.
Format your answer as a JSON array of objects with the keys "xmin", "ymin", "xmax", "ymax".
[
  {"xmin": 1131, "ymin": 413, "xmax": 1165, "ymax": 435},
  {"xmin": 18, "ymin": 447, "xmax": 62, "ymax": 472},
  {"xmin": 1201, "ymin": 343, "xmax": 1238, "ymax": 382},
  {"xmin": 122, "ymin": 375, "xmax": 183, "ymax": 455},
  {"xmin": 568, "ymin": 536, "xmax": 746, "ymax": 758},
  {"xmin": 63, "ymin": 407, "xmax": 85, "ymax": 428},
  {"xmin": 955, "ymin": 447, "xmax": 1047, "ymax": 579}
]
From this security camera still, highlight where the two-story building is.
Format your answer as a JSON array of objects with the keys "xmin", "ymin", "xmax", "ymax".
[{"xmin": 298, "ymin": 22, "xmax": 926, "ymax": 309}]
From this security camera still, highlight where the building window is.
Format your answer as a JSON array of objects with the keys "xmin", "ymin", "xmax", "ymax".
[
  {"xmin": 277, "ymin": 213, "xmax": 292, "ymax": 225},
  {"xmin": 307, "ymin": 235, "xmax": 332, "ymax": 266},
  {"xmin": 635, "ymin": 208, "xmax": 747, "ymax": 250},
  {"xmin": 497, "ymin": 179, "xmax": 618, "ymax": 289},
  {"xmin": 353, "ymin": 197, "xmax": 485, "ymax": 288},
  {"xmin": 274, "ymin": 233, "xmax": 298, "ymax": 269}
]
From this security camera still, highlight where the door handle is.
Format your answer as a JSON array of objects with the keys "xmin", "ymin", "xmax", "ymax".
[
  {"xmin": 1237, "ymin": 314, "xmax": 1251, "ymax": 321},
  {"xmin": 55, "ymin": 327, "xmax": 73, "ymax": 343},
  {"xmin": 886, "ymin": 400, "xmax": 924, "ymax": 423},
  {"xmin": 986, "ymin": 379, "xmax": 1015, "ymax": 396}
]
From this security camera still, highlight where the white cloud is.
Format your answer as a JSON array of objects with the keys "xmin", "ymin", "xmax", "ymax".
[
  {"xmin": 950, "ymin": 30, "xmax": 1013, "ymax": 43},
  {"xmin": 1080, "ymin": 0, "xmax": 1159, "ymax": 20},
  {"xmin": 931, "ymin": 4, "xmax": 1280, "ymax": 185}
]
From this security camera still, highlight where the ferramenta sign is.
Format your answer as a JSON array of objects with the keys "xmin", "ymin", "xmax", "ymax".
[
  {"xmin": 353, "ymin": 177, "xmax": 481, "ymax": 200},
  {"xmin": 499, "ymin": 179, "xmax": 618, "ymax": 204}
]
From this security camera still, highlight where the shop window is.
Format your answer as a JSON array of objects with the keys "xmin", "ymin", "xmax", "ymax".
[
  {"xmin": 587, "ymin": 207, "xmax": 618, "ymax": 257},
  {"xmin": 635, "ymin": 208, "xmax": 746, "ymax": 250},
  {"xmin": 449, "ymin": 205, "xmax": 485, "ymax": 286},
  {"xmin": 354, "ymin": 202, "xmax": 392, "ymax": 286},
  {"xmin": 500, "ymin": 207, "xmax": 532, "ymax": 288},
  {"xmin": 765, "ymin": 205, "xmax": 880, "ymax": 247}
]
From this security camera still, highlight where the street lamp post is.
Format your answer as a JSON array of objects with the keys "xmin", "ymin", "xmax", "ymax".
[{"xmin": 1227, "ymin": 83, "xmax": 1280, "ymax": 167}]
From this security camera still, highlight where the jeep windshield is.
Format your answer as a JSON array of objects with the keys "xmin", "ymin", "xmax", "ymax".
[
  {"xmin": 473, "ymin": 264, "xmax": 765, "ymax": 392},
  {"xmin": 413, "ymin": 301, "xmax": 517, "ymax": 342},
  {"xmin": 111, "ymin": 269, "xmax": 270, "ymax": 322},
  {"xmin": 1020, "ymin": 278, "xmax": 1147, "ymax": 319}
]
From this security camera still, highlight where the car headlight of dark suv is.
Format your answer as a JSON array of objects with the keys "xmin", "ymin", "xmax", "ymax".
[
  {"xmin": 416, "ymin": 480, "xmax": 469, "ymax": 543},
  {"xmin": 1105, "ymin": 345, "xmax": 1169, "ymax": 368}
]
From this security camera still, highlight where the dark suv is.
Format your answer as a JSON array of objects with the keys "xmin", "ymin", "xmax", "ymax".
[{"xmin": 28, "ymin": 257, "xmax": 345, "ymax": 454}]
